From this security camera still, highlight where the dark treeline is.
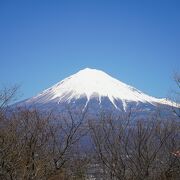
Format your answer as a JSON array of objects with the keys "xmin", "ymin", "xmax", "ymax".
[{"xmin": 0, "ymin": 85, "xmax": 179, "ymax": 180}]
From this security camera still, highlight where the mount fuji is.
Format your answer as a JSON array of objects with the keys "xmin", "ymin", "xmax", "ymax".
[{"xmin": 16, "ymin": 68, "xmax": 176, "ymax": 117}]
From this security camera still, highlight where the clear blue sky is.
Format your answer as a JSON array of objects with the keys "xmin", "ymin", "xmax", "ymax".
[{"xmin": 0, "ymin": 0, "xmax": 179, "ymax": 101}]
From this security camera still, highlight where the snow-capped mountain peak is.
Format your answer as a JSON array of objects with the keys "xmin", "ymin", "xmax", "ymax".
[{"xmin": 24, "ymin": 68, "xmax": 172, "ymax": 111}]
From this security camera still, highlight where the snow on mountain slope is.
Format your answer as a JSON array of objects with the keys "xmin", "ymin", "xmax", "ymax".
[{"xmin": 23, "ymin": 68, "xmax": 173, "ymax": 111}]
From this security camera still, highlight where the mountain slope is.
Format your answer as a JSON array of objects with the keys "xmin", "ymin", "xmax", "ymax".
[{"xmin": 16, "ymin": 68, "xmax": 174, "ymax": 115}]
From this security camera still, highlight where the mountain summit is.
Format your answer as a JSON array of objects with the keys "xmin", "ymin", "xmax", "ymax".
[{"xmin": 17, "ymin": 68, "xmax": 173, "ymax": 114}]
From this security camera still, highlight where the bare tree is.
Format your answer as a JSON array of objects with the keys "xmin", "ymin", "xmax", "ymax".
[
  {"xmin": 171, "ymin": 73, "xmax": 180, "ymax": 118},
  {"xmin": 0, "ymin": 86, "xmax": 89, "ymax": 180},
  {"xmin": 89, "ymin": 113, "xmax": 131, "ymax": 180},
  {"xmin": 48, "ymin": 108, "xmax": 89, "ymax": 179},
  {"xmin": 89, "ymin": 113, "xmax": 180, "ymax": 180},
  {"xmin": 0, "ymin": 85, "xmax": 19, "ymax": 111}
]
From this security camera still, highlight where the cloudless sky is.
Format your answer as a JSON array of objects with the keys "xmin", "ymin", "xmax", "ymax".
[{"xmin": 0, "ymin": 0, "xmax": 180, "ymax": 101}]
